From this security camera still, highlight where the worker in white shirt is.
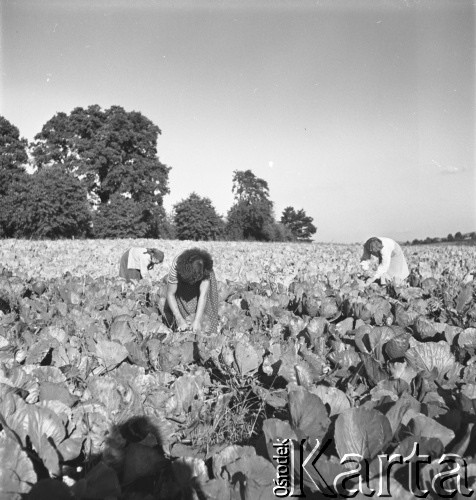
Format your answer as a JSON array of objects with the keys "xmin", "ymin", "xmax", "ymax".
[
  {"xmin": 119, "ymin": 247, "xmax": 164, "ymax": 282},
  {"xmin": 360, "ymin": 237, "xmax": 409, "ymax": 285}
]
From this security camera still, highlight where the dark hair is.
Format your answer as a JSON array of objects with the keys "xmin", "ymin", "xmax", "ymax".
[
  {"xmin": 146, "ymin": 248, "xmax": 164, "ymax": 270},
  {"xmin": 176, "ymin": 248, "xmax": 213, "ymax": 284},
  {"xmin": 147, "ymin": 248, "xmax": 164, "ymax": 262},
  {"xmin": 364, "ymin": 237, "xmax": 383, "ymax": 262}
]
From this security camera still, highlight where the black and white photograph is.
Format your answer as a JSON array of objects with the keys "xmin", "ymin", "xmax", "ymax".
[{"xmin": 0, "ymin": 0, "xmax": 475, "ymax": 498}]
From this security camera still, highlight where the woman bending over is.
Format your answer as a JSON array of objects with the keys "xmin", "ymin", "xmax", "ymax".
[
  {"xmin": 360, "ymin": 237, "xmax": 409, "ymax": 285},
  {"xmin": 164, "ymin": 248, "xmax": 219, "ymax": 333},
  {"xmin": 119, "ymin": 247, "xmax": 164, "ymax": 282}
]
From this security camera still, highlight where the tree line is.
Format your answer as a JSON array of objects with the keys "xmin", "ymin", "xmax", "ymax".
[
  {"xmin": 408, "ymin": 232, "xmax": 476, "ymax": 246},
  {"xmin": 0, "ymin": 107, "xmax": 316, "ymax": 242}
]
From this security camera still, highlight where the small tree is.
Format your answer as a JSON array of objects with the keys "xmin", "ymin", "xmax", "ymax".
[
  {"xmin": 454, "ymin": 231, "xmax": 463, "ymax": 241},
  {"xmin": 447, "ymin": 234, "xmax": 454, "ymax": 242},
  {"xmin": 262, "ymin": 222, "xmax": 295, "ymax": 242},
  {"xmin": 12, "ymin": 166, "xmax": 91, "ymax": 239},
  {"xmin": 281, "ymin": 207, "xmax": 317, "ymax": 241},
  {"xmin": 174, "ymin": 193, "xmax": 223, "ymax": 241},
  {"xmin": 226, "ymin": 170, "xmax": 274, "ymax": 241},
  {"xmin": 226, "ymin": 199, "xmax": 275, "ymax": 241}
]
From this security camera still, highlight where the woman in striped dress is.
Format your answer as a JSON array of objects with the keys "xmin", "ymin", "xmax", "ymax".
[
  {"xmin": 360, "ymin": 237, "xmax": 409, "ymax": 285},
  {"xmin": 164, "ymin": 248, "xmax": 219, "ymax": 334}
]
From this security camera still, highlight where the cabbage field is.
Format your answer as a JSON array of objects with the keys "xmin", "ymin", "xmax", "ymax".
[{"xmin": 0, "ymin": 239, "xmax": 475, "ymax": 499}]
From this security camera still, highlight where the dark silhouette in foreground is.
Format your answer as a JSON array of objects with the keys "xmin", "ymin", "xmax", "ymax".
[{"xmin": 25, "ymin": 416, "xmax": 206, "ymax": 500}]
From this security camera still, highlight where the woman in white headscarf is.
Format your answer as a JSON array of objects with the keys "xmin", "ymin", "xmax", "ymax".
[
  {"xmin": 360, "ymin": 237, "xmax": 409, "ymax": 285},
  {"xmin": 119, "ymin": 247, "xmax": 164, "ymax": 282}
]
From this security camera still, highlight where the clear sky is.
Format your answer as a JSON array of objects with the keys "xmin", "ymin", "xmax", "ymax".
[{"xmin": 1, "ymin": 0, "xmax": 474, "ymax": 243}]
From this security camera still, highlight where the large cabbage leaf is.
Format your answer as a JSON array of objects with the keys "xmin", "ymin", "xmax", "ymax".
[
  {"xmin": 404, "ymin": 340, "xmax": 458, "ymax": 378},
  {"xmin": 95, "ymin": 340, "xmax": 129, "ymax": 369},
  {"xmin": 309, "ymin": 385, "xmax": 350, "ymax": 416},
  {"xmin": 0, "ymin": 434, "xmax": 36, "ymax": 496},
  {"xmin": 334, "ymin": 407, "xmax": 392, "ymax": 462},
  {"xmin": 288, "ymin": 386, "xmax": 330, "ymax": 442}
]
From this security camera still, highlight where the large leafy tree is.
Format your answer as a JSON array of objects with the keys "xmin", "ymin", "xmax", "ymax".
[
  {"xmin": 11, "ymin": 166, "xmax": 91, "ymax": 239},
  {"xmin": 226, "ymin": 170, "xmax": 274, "ymax": 240},
  {"xmin": 0, "ymin": 116, "xmax": 29, "ymax": 237},
  {"xmin": 174, "ymin": 193, "xmax": 223, "ymax": 241},
  {"xmin": 281, "ymin": 207, "xmax": 317, "ymax": 241},
  {"xmin": 31, "ymin": 105, "xmax": 171, "ymax": 204}
]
